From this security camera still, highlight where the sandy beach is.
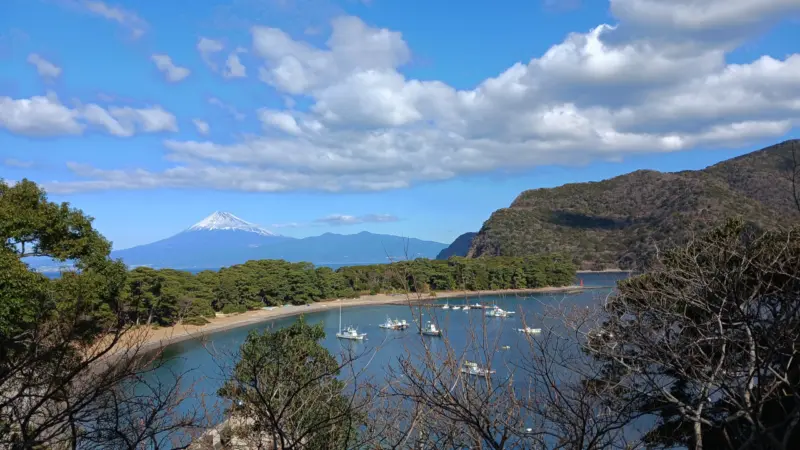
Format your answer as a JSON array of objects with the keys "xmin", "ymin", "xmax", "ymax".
[{"xmin": 136, "ymin": 285, "xmax": 586, "ymax": 352}]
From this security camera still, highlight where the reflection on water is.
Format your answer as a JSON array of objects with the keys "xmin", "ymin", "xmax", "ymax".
[{"xmin": 144, "ymin": 272, "xmax": 630, "ymax": 425}]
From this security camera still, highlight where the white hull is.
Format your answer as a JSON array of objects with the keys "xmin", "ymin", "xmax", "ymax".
[
  {"xmin": 422, "ymin": 320, "xmax": 441, "ymax": 337},
  {"xmin": 461, "ymin": 367, "xmax": 496, "ymax": 376},
  {"xmin": 336, "ymin": 333, "xmax": 365, "ymax": 340},
  {"xmin": 517, "ymin": 327, "xmax": 542, "ymax": 335},
  {"xmin": 461, "ymin": 361, "xmax": 495, "ymax": 376}
]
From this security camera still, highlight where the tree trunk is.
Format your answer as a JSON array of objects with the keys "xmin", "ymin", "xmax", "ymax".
[{"xmin": 693, "ymin": 421, "xmax": 704, "ymax": 450}]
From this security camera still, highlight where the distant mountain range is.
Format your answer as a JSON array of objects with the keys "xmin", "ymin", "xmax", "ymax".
[
  {"xmin": 25, "ymin": 211, "xmax": 447, "ymax": 272},
  {"xmin": 466, "ymin": 139, "xmax": 800, "ymax": 270}
]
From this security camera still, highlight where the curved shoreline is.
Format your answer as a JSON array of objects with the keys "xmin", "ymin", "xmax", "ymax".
[{"xmin": 137, "ymin": 285, "xmax": 588, "ymax": 353}]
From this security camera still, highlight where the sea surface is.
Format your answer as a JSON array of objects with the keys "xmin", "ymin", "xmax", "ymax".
[{"xmin": 141, "ymin": 272, "xmax": 630, "ymax": 426}]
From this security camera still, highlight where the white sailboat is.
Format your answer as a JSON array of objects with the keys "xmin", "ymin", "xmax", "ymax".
[
  {"xmin": 336, "ymin": 303, "xmax": 366, "ymax": 340},
  {"xmin": 441, "ymin": 302, "xmax": 450, "ymax": 310}
]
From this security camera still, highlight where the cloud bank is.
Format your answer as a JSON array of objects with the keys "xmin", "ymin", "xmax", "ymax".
[{"xmin": 11, "ymin": 0, "xmax": 800, "ymax": 194}]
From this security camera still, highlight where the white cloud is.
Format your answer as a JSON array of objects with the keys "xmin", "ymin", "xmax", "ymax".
[
  {"xmin": 611, "ymin": 0, "xmax": 800, "ymax": 33},
  {"xmin": 3, "ymin": 159, "xmax": 35, "ymax": 168},
  {"xmin": 198, "ymin": 37, "xmax": 224, "ymax": 71},
  {"xmin": 42, "ymin": 1, "xmax": 800, "ymax": 193},
  {"xmin": 0, "ymin": 94, "xmax": 83, "ymax": 136},
  {"xmin": 192, "ymin": 119, "xmax": 210, "ymax": 135},
  {"xmin": 258, "ymin": 109, "xmax": 302, "ymax": 135},
  {"xmin": 151, "ymin": 54, "xmax": 190, "ymax": 82},
  {"xmin": 316, "ymin": 214, "xmax": 400, "ymax": 225},
  {"xmin": 224, "ymin": 49, "xmax": 247, "ymax": 78},
  {"xmin": 252, "ymin": 16, "xmax": 410, "ymax": 94},
  {"xmin": 81, "ymin": 1, "xmax": 147, "ymax": 38},
  {"xmin": 0, "ymin": 93, "xmax": 177, "ymax": 138},
  {"xmin": 271, "ymin": 222, "xmax": 304, "ymax": 228},
  {"xmin": 27, "ymin": 54, "xmax": 62, "ymax": 79}
]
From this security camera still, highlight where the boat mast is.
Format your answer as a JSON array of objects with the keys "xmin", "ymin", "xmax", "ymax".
[{"xmin": 339, "ymin": 302, "xmax": 342, "ymax": 333}]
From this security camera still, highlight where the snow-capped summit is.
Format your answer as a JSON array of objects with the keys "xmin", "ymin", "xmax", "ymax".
[{"xmin": 187, "ymin": 211, "xmax": 277, "ymax": 236}]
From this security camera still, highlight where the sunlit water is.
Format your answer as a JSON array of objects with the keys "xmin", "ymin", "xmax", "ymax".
[{"xmin": 143, "ymin": 272, "xmax": 630, "ymax": 427}]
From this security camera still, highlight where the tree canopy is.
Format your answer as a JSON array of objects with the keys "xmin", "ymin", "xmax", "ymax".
[
  {"xmin": 116, "ymin": 255, "xmax": 576, "ymax": 327},
  {"xmin": 218, "ymin": 317, "xmax": 362, "ymax": 449},
  {"xmin": 1, "ymin": 179, "xmax": 198, "ymax": 449}
]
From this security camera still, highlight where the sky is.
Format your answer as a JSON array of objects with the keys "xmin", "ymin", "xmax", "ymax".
[{"xmin": 1, "ymin": 0, "xmax": 799, "ymax": 250}]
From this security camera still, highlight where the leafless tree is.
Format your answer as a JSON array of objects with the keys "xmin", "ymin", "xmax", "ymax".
[
  {"xmin": 585, "ymin": 219, "xmax": 800, "ymax": 450},
  {"xmin": 0, "ymin": 318, "xmax": 207, "ymax": 449}
]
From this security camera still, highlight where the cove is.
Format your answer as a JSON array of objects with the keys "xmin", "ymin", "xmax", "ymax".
[{"xmin": 140, "ymin": 272, "xmax": 628, "ymax": 425}]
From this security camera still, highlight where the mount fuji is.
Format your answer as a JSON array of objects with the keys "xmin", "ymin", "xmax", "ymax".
[
  {"xmin": 101, "ymin": 211, "xmax": 447, "ymax": 270},
  {"xmin": 109, "ymin": 211, "xmax": 292, "ymax": 269}
]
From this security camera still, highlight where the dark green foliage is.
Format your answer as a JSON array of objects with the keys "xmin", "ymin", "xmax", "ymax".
[
  {"xmin": 219, "ymin": 317, "xmax": 361, "ymax": 448},
  {"xmin": 469, "ymin": 139, "xmax": 800, "ymax": 269},
  {"xmin": 181, "ymin": 316, "xmax": 210, "ymax": 326},
  {"xmin": 120, "ymin": 255, "xmax": 576, "ymax": 326},
  {"xmin": 221, "ymin": 303, "xmax": 247, "ymax": 314},
  {"xmin": 1, "ymin": 179, "xmax": 188, "ymax": 448},
  {"xmin": 1, "ymin": 178, "xmax": 126, "ymax": 359}
]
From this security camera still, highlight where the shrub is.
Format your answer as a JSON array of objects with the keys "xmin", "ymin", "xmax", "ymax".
[
  {"xmin": 182, "ymin": 316, "xmax": 210, "ymax": 326},
  {"xmin": 221, "ymin": 304, "xmax": 247, "ymax": 315}
]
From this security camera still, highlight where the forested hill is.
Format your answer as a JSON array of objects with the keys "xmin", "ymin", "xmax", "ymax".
[
  {"xmin": 436, "ymin": 232, "xmax": 477, "ymax": 259},
  {"xmin": 467, "ymin": 139, "xmax": 800, "ymax": 270}
]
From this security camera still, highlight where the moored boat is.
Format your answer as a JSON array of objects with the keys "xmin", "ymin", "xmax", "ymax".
[
  {"xmin": 337, "ymin": 326, "xmax": 367, "ymax": 340},
  {"xmin": 461, "ymin": 361, "xmax": 495, "ymax": 377},
  {"xmin": 421, "ymin": 320, "xmax": 442, "ymax": 337},
  {"xmin": 486, "ymin": 305, "xmax": 515, "ymax": 317},
  {"xmin": 379, "ymin": 316, "xmax": 410, "ymax": 330},
  {"xmin": 516, "ymin": 327, "xmax": 542, "ymax": 335},
  {"xmin": 337, "ymin": 302, "xmax": 367, "ymax": 340}
]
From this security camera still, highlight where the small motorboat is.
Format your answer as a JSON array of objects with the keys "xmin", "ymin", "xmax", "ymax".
[
  {"xmin": 461, "ymin": 361, "xmax": 495, "ymax": 377},
  {"xmin": 421, "ymin": 321, "xmax": 442, "ymax": 337},
  {"xmin": 379, "ymin": 317, "xmax": 409, "ymax": 330},
  {"xmin": 516, "ymin": 327, "xmax": 542, "ymax": 335},
  {"xmin": 486, "ymin": 306, "xmax": 515, "ymax": 318}
]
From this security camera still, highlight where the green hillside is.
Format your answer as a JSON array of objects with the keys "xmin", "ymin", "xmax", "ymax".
[{"xmin": 467, "ymin": 140, "xmax": 800, "ymax": 270}]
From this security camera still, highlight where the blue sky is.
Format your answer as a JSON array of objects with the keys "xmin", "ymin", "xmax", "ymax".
[{"xmin": 1, "ymin": 0, "xmax": 799, "ymax": 250}]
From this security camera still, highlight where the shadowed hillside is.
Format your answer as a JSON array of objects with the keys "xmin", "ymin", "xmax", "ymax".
[
  {"xmin": 436, "ymin": 232, "xmax": 477, "ymax": 259},
  {"xmin": 468, "ymin": 140, "xmax": 800, "ymax": 270}
]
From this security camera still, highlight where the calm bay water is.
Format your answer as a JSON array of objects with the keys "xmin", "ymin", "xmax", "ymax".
[{"xmin": 144, "ymin": 272, "xmax": 630, "ymax": 425}]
